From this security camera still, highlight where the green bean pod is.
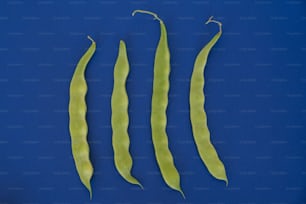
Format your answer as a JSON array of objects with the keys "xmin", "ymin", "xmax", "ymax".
[
  {"xmin": 132, "ymin": 10, "xmax": 184, "ymax": 198},
  {"xmin": 69, "ymin": 36, "xmax": 96, "ymax": 199},
  {"xmin": 111, "ymin": 40, "xmax": 143, "ymax": 188},
  {"xmin": 190, "ymin": 17, "xmax": 228, "ymax": 185}
]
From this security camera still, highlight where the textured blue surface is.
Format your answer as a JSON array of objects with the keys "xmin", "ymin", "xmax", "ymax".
[{"xmin": 0, "ymin": 0, "xmax": 306, "ymax": 203}]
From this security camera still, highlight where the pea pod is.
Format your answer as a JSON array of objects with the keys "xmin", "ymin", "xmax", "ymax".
[
  {"xmin": 132, "ymin": 10, "xmax": 185, "ymax": 198},
  {"xmin": 190, "ymin": 17, "xmax": 228, "ymax": 185},
  {"xmin": 111, "ymin": 40, "xmax": 143, "ymax": 188},
  {"xmin": 69, "ymin": 36, "xmax": 95, "ymax": 199}
]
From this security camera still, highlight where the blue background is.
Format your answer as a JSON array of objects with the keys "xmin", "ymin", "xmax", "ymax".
[{"xmin": 0, "ymin": 0, "xmax": 305, "ymax": 203}]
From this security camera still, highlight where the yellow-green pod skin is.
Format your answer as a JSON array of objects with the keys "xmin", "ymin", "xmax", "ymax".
[
  {"xmin": 69, "ymin": 36, "xmax": 96, "ymax": 199},
  {"xmin": 111, "ymin": 40, "xmax": 142, "ymax": 188},
  {"xmin": 190, "ymin": 18, "xmax": 228, "ymax": 185},
  {"xmin": 132, "ymin": 10, "xmax": 184, "ymax": 198}
]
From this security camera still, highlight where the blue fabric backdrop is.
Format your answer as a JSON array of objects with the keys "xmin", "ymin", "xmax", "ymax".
[{"xmin": 0, "ymin": 0, "xmax": 305, "ymax": 203}]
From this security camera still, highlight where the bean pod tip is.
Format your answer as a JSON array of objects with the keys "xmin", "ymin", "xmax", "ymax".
[
  {"xmin": 89, "ymin": 188, "xmax": 92, "ymax": 200},
  {"xmin": 205, "ymin": 16, "xmax": 222, "ymax": 32},
  {"xmin": 179, "ymin": 189, "xmax": 186, "ymax": 199},
  {"xmin": 87, "ymin": 35, "xmax": 96, "ymax": 44},
  {"xmin": 119, "ymin": 40, "xmax": 126, "ymax": 48},
  {"xmin": 132, "ymin": 9, "xmax": 162, "ymax": 22}
]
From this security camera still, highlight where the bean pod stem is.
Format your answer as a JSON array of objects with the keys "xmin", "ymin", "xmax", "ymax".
[
  {"xmin": 111, "ymin": 40, "xmax": 143, "ymax": 188},
  {"xmin": 69, "ymin": 36, "xmax": 96, "ymax": 199},
  {"xmin": 190, "ymin": 17, "xmax": 228, "ymax": 185},
  {"xmin": 132, "ymin": 10, "xmax": 185, "ymax": 198}
]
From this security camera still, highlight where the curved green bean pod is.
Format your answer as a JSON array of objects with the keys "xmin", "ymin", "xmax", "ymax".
[
  {"xmin": 132, "ymin": 10, "xmax": 185, "ymax": 198},
  {"xmin": 190, "ymin": 17, "xmax": 228, "ymax": 185},
  {"xmin": 111, "ymin": 40, "xmax": 143, "ymax": 188},
  {"xmin": 69, "ymin": 36, "xmax": 96, "ymax": 199}
]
